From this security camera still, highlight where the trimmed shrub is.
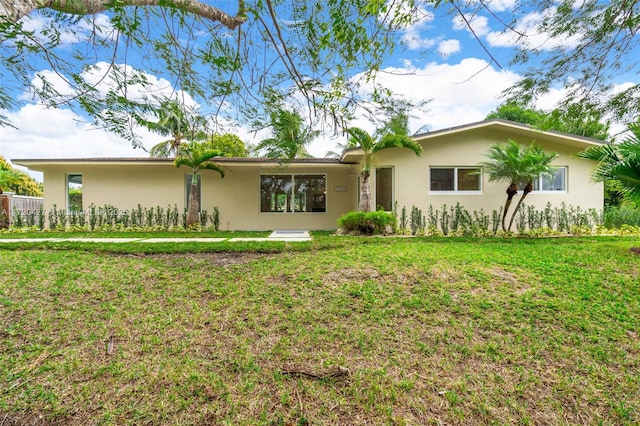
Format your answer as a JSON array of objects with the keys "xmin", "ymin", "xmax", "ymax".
[{"xmin": 338, "ymin": 211, "xmax": 397, "ymax": 235}]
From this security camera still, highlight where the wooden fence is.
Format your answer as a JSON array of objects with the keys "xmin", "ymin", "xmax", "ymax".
[{"xmin": 0, "ymin": 193, "xmax": 44, "ymax": 228}]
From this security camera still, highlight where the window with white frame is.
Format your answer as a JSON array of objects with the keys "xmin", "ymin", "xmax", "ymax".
[
  {"xmin": 430, "ymin": 167, "xmax": 481, "ymax": 192},
  {"xmin": 534, "ymin": 167, "xmax": 567, "ymax": 192},
  {"xmin": 260, "ymin": 174, "xmax": 326, "ymax": 213}
]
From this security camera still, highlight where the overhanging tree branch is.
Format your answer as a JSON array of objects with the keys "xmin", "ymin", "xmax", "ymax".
[{"xmin": 1, "ymin": 0, "xmax": 246, "ymax": 29}]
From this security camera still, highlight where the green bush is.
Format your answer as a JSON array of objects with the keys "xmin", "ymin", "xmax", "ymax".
[
  {"xmin": 338, "ymin": 211, "xmax": 397, "ymax": 235},
  {"xmin": 602, "ymin": 204, "xmax": 640, "ymax": 228}
]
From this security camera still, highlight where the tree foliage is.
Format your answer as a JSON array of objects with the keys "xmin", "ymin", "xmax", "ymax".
[
  {"xmin": 505, "ymin": 0, "xmax": 640, "ymax": 124},
  {"xmin": 579, "ymin": 122, "xmax": 640, "ymax": 202},
  {"xmin": 0, "ymin": 0, "xmax": 418, "ymax": 142},
  {"xmin": 144, "ymin": 99, "xmax": 208, "ymax": 157},
  {"xmin": 0, "ymin": 156, "xmax": 43, "ymax": 196},
  {"xmin": 487, "ymin": 101, "xmax": 611, "ymax": 141},
  {"xmin": 1, "ymin": 0, "xmax": 637, "ymax": 145},
  {"xmin": 256, "ymin": 109, "xmax": 319, "ymax": 159},
  {"xmin": 203, "ymin": 133, "xmax": 248, "ymax": 157}
]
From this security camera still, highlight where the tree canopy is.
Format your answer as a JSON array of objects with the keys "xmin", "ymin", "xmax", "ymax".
[
  {"xmin": 0, "ymin": 156, "xmax": 43, "ymax": 196},
  {"xmin": 486, "ymin": 101, "xmax": 611, "ymax": 141},
  {"xmin": 256, "ymin": 109, "xmax": 319, "ymax": 159},
  {"xmin": 579, "ymin": 122, "xmax": 640, "ymax": 202},
  {"xmin": 203, "ymin": 133, "xmax": 248, "ymax": 158},
  {"xmin": 1, "ymin": 0, "xmax": 638, "ymax": 146}
]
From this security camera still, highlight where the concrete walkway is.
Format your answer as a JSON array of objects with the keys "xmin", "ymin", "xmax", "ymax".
[{"xmin": 0, "ymin": 230, "xmax": 312, "ymax": 243}]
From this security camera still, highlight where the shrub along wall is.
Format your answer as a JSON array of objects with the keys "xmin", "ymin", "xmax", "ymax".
[
  {"xmin": 390, "ymin": 202, "xmax": 639, "ymax": 236},
  {"xmin": 6, "ymin": 204, "xmax": 221, "ymax": 231}
]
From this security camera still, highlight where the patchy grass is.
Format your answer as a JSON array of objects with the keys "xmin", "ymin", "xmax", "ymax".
[{"xmin": 1, "ymin": 236, "xmax": 639, "ymax": 425}]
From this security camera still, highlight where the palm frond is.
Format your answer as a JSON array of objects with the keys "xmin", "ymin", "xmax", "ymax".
[
  {"xmin": 347, "ymin": 127, "xmax": 375, "ymax": 152},
  {"xmin": 375, "ymin": 134, "xmax": 423, "ymax": 156},
  {"xmin": 200, "ymin": 162, "xmax": 225, "ymax": 178}
]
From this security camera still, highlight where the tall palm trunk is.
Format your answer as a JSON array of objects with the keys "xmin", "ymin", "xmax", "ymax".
[
  {"xmin": 502, "ymin": 182, "xmax": 518, "ymax": 231},
  {"xmin": 186, "ymin": 174, "xmax": 200, "ymax": 226},
  {"xmin": 507, "ymin": 181, "xmax": 532, "ymax": 232},
  {"xmin": 359, "ymin": 170, "xmax": 371, "ymax": 211}
]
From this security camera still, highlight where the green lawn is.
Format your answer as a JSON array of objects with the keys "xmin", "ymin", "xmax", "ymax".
[{"xmin": 1, "ymin": 236, "xmax": 639, "ymax": 425}]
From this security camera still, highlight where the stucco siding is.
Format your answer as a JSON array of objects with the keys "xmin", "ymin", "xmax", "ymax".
[
  {"xmin": 373, "ymin": 129, "xmax": 603, "ymax": 215},
  {"xmin": 15, "ymin": 120, "xmax": 606, "ymax": 231},
  {"xmin": 37, "ymin": 162, "xmax": 357, "ymax": 231},
  {"xmin": 205, "ymin": 165, "xmax": 356, "ymax": 230}
]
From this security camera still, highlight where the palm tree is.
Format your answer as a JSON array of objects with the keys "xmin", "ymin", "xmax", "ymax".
[
  {"xmin": 257, "ymin": 109, "xmax": 320, "ymax": 159},
  {"xmin": 143, "ymin": 100, "xmax": 207, "ymax": 157},
  {"xmin": 346, "ymin": 126, "xmax": 423, "ymax": 212},
  {"xmin": 481, "ymin": 140, "xmax": 557, "ymax": 232},
  {"xmin": 174, "ymin": 143, "xmax": 225, "ymax": 227},
  {"xmin": 578, "ymin": 122, "xmax": 640, "ymax": 201}
]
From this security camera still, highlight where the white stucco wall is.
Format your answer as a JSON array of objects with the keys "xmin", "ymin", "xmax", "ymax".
[
  {"xmin": 18, "ymin": 120, "xmax": 606, "ymax": 231},
  {"xmin": 38, "ymin": 161, "xmax": 358, "ymax": 231},
  {"xmin": 371, "ymin": 127, "xmax": 604, "ymax": 216}
]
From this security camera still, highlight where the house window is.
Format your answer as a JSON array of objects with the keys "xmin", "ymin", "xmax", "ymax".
[
  {"xmin": 430, "ymin": 167, "xmax": 481, "ymax": 192},
  {"xmin": 185, "ymin": 174, "xmax": 202, "ymax": 210},
  {"xmin": 534, "ymin": 167, "xmax": 567, "ymax": 192},
  {"xmin": 376, "ymin": 167, "xmax": 393, "ymax": 211},
  {"xmin": 67, "ymin": 174, "xmax": 83, "ymax": 212},
  {"xmin": 260, "ymin": 174, "xmax": 326, "ymax": 213}
]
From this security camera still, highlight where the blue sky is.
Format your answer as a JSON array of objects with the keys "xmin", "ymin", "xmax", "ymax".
[{"xmin": 1, "ymin": 0, "xmax": 637, "ymax": 180}]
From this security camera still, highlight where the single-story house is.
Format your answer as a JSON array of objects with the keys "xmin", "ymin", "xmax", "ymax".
[{"xmin": 13, "ymin": 119, "xmax": 604, "ymax": 231}]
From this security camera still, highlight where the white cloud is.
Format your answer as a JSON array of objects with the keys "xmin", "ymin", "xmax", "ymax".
[
  {"xmin": 0, "ymin": 103, "xmax": 159, "ymax": 180},
  {"xmin": 452, "ymin": 14, "xmax": 490, "ymax": 37},
  {"xmin": 17, "ymin": 13, "xmax": 116, "ymax": 45},
  {"xmin": 362, "ymin": 58, "xmax": 521, "ymax": 131},
  {"xmin": 471, "ymin": 0, "xmax": 517, "ymax": 13},
  {"xmin": 438, "ymin": 39, "xmax": 461, "ymax": 58},
  {"xmin": 472, "ymin": 7, "xmax": 582, "ymax": 51},
  {"xmin": 387, "ymin": 2, "xmax": 437, "ymax": 50},
  {"xmin": 304, "ymin": 57, "xmax": 524, "ymax": 157},
  {"xmin": 23, "ymin": 62, "xmax": 198, "ymax": 116}
]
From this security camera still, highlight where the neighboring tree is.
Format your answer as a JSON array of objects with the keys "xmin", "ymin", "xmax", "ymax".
[
  {"xmin": 325, "ymin": 140, "xmax": 350, "ymax": 159},
  {"xmin": 0, "ymin": 156, "xmax": 43, "ymax": 196},
  {"xmin": 346, "ymin": 120, "xmax": 423, "ymax": 212},
  {"xmin": 487, "ymin": 102, "xmax": 611, "ymax": 141},
  {"xmin": 142, "ymin": 100, "xmax": 207, "ymax": 157},
  {"xmin": 578, "ymin": 122, "xmax": 640, "ymax": 203},
  {"xmin": 204, "ymin": 133, "xmax": 248, "ymax": 157},
  {"xmin": 256, "ymin": 109, "xmax": 319, "ymax": 159},
  {"xmin": 480, "ymin": 140, "xmax": 557, "ymax": 232},
  {"xmin": 174, "ymin": 143, "xmax": 225, "ymax": 226},
  {"xmin": 540, "ymin": 103, "xmax": 610, "ymax": 141},
  {"xmin": 486, "ymin": 102, "xmax": 547, "ymax": 126}
]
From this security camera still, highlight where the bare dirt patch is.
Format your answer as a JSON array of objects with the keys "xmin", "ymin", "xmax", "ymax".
[
  {"xmin": 112, "ymin": 252, "xmax": 272, "ymax": 268},
  {"xmin": 323, "ymin": 267, "xmax": 381, "ymax": 284}
]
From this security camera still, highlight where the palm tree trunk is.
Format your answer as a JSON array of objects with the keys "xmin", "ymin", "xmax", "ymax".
[
  {"xmin": 359, "ymin": 170, "xmax": 371, "ymax": 211},
  {"xmin": 186, "ymin": 176, "xmax": 200, "ymax": 226},
  {"xmin": 507, "ymin": 181, "xmax": 532, "ymax": 232},
  {"xmin": 501, "ymin": 183, "xmax": 518, "ymax": 231}
]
